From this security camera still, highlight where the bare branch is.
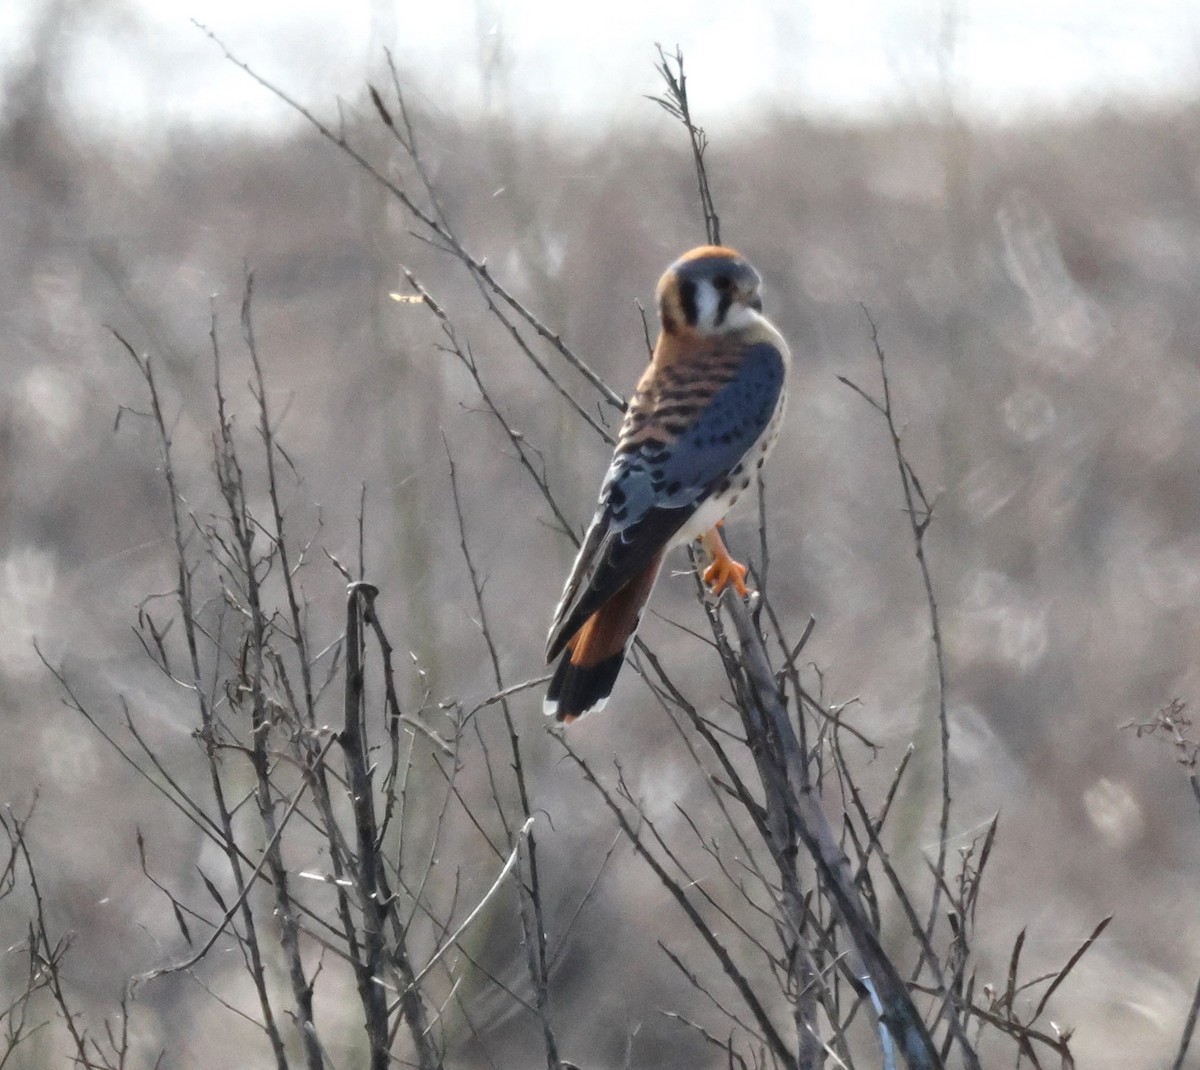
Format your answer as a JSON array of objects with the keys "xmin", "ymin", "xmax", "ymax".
[
  {"xmin": 649, "ymin": 45, "xmax": 721, "ymax": 246},
  {"xmin": 842, "ymin": 307, "xmax": 952, "ymax": 961}
]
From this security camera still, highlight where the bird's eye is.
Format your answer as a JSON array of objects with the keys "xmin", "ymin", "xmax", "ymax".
[{"xmin": 713, "ymin": 275, "xmax": 732, "ymax": 291}]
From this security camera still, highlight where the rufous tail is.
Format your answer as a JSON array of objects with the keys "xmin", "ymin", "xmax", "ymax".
[{"xmin": 544, "ymin": 554, "xmax": 662, "ymax": 723}]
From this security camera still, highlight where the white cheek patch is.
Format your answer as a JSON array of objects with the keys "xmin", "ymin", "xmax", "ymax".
[
  {"xmin": 693, "ymin": 282, "xmax": 720, "ymax": 331},
  {"xmin": 722, "ymin": 304, "xmax": 761, "ymax": 331}
]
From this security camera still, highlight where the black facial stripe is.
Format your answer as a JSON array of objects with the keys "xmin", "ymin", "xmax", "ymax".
[{"xmin": 678, "ymin": 278, "xmax": 698, "ymax": 326}]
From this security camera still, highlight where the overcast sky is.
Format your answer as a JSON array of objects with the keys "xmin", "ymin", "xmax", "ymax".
[{"xmin": 4, "ymin": 0, "xmax": 1199, "ymax": 137}]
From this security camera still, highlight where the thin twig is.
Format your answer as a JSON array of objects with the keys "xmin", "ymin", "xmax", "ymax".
[
  {"xmin": 194, "ymin": 21, "xmax": 623, "ymax": 417},
  {"xmin": 444, "ymin": 435, "xmax": 561, "ymax": 1070},
  {"xmin": 649, "ymin": 45, "xmax": 721, "ymax": 245},
  {"xmin": 134, "ymin": 733, "xmax": 336, "ymax": 984},
  {"xmin": 405, "ymin": 817, "xmax": 533, "ymax": 993},
  {"xmin": 842, "ymin": 307, "xmax": 952, "ymax": 962}
]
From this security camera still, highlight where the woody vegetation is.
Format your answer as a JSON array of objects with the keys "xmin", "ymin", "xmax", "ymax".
[{"xmin": 3, "ymin": 14, "xmax": 1200, "ymax": 1070}]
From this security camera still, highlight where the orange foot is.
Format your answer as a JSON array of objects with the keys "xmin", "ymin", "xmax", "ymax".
[{"xmin": 699, "ymin": 526, "xmax": 751, "ymax": 598}]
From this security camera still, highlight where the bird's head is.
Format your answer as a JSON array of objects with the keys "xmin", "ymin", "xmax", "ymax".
[{"xmin": 656, "ymin": 245, "xmax": 764, "ymax": 337}]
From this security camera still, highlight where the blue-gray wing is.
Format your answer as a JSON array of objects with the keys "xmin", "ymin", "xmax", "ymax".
[{"xmin": 547, "ymin": 341, "xmax": 785, "ymax": 660}]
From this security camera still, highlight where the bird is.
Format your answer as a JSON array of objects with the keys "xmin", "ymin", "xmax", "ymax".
[{"xmin": 545, "ymin": 245, "xmax": 792, "ymax": 723}]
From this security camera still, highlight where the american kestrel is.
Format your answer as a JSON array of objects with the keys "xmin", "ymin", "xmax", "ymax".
[{"xmin": 545, "ymin": 245, "xmax": 792, "ymax": 722}]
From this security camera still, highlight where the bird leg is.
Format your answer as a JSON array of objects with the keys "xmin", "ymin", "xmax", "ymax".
[{"xmin": 698, "ymin": 524, "xmax": 750, "ymax": 598}]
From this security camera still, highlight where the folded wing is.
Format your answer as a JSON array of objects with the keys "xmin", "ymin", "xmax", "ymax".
[{"xmin": 546, "ymin": 340, "xmax": 785, "ymax": 664}]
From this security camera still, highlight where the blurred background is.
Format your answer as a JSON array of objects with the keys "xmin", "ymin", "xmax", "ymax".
[{"xmin": 4, "ymin": 0, "xmax": 1200, "ymax": 1066}]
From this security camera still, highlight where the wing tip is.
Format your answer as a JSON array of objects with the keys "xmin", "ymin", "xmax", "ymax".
[{"xmin": 545, "ymin": 625, "xmax": 568, "ymax": 666}]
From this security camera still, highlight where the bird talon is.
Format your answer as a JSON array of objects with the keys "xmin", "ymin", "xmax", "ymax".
[
  {"xmin": 702, "ymin": 556, "xmax": 749, "ymax": 597},
  {"xmin": 699, "ymin": 527, "xmax": 752, "ymax": 598}
]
